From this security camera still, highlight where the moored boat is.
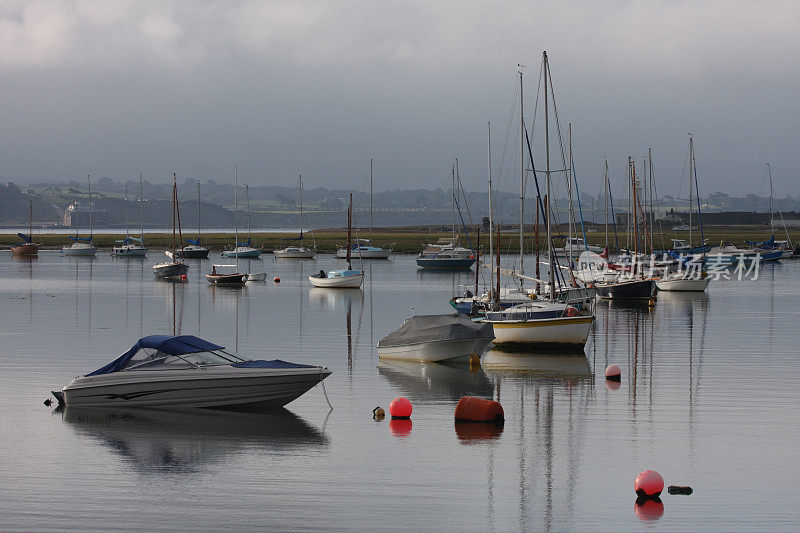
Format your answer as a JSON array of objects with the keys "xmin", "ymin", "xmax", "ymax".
[
  {"xmin": 52, "ymin": 334, "xmax": 331, "ymax": 409},
  {"xmin": 206, "ymin": 264, "xmax": 247, "ymax": 285},
  {"xmin": 377, "ymin": 314, "xmax": 494, "ymax": 362}
]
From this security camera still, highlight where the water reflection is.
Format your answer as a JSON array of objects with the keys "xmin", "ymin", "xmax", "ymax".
[
  {"xmin": 482, "ymin": 350, "xmax": 592, "ymax": 378},
  {"xmin": 308, "ymin": 287, "xmax": 362, "ymax": 311},
  {"xmin": 454, "ymin": 421, "xmax": 503, "ymax": 443},
  {"xmin": 377, "ymin": 360, "xmax": 493, "ymax": 400},
  {"xmin": 59, "ymin": 406, "xmax": 328, "ymax": 474}
]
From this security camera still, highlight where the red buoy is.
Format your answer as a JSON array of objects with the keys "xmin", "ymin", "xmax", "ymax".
[
  {"xmin": 605, "ymin": 364, "xmax": 622, "ymax": 382},
  {"xmin": 273, "ymin": 277, "xmax": 280, "ymax": 283},
  {"xmin": 389, "ymin": 397, "xmax": 412, "ymax": 419},
  {"xmin": 454, "ymin": 396, "xmax": 504, "ymax": 423},
  {"xmin": 635, "ymin": 470, "xmax": 664, "ymax": 498},
  {"xmin": 181, "ymin": 274, "xmax": 188, "ymax": 280}
]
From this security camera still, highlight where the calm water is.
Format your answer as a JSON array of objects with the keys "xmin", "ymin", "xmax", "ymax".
[{"xmin": 0, "ymin": 251, "xmax": 798, "ymax": 531}]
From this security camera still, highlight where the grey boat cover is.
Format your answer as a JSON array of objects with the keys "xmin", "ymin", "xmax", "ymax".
[{"xmin": 378, "ymin": 314, "xmax": 494, "ymax": 348}]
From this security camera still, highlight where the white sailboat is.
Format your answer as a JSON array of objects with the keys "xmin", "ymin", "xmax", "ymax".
[
  {"xmin": 274, "ymin": 175, "xmax": 316, "ymax": 258},
  {"xmin": 222, "ymin": 181, "xmax": 262, "ymax": 258},
  {"xmin": 309, "ymin": 194, "xmax": 364, "ymax": 288},
  {"xmin": 336, "ymin": 159, "xmax": 392, "ymax": 259},
  {"xmin": 153, "ymin": 173, "xmax": 190, "ymax": 279},
  {"xmin": 111, "ymin": 174, "xmax": 148, "ymax": 257},
  {"xmin": 482, "ymin": 53, "xmax": 594, "ymax": 349},
  {"xmin": 62, "ymin": 175, "xmax": 98, "ymax": 256}
]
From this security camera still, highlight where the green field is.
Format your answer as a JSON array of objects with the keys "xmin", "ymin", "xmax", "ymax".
[{"xmin": 2, "ymin": 226, "xmax": 796, "ymax": 253}]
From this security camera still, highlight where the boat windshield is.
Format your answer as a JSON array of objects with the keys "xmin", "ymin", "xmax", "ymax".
[{"xmin": 123, "ymin": 348, "xmax": 244, "ymax": 371}]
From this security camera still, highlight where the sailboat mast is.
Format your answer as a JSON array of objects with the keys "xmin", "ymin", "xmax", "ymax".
[
  {"xmin": 299, "ymin": 175, "xmax": 304, "ymax": 236},
  {"xmin": 544, "ymin": 51, "xmax": 554, "ymax": 301},
  {"xmin": 246, "ymin": 184, "xmax": 252, "ymax": 241},
  {"xmin": 648, "ymin": 148, "xmax": 655, "ymax": 254},
  {"xmin": 124, "ymin": 187, "xmax": 129, "ymax": 240},
  {"xmin": 347, "ymin": 193, "xmax": 353, "ymax": 269},
  {"xmin": 689, "ymin": 136, "xmax": 694, "ymax": 250},
  {"xmin": 234, "ymin": 162, "xmax": 239, "ymax": 268},
  {"xmin": 196, "ymin": 180, "xmax": 202, "ymax": 243},
  {"xmin": 488, "ymin": 121, "xmax": 494, "ymax": 302},
  {"xmin": 88, "ymin": 174, "xmax": 93, "ymax": 239},
  {"xmin": 29, "ymin": 199, "xmax": 33, "ymax": 240},
  {"xmin": 451, "ymin": 164, "xmax": 456, "ymax": 243},
  {"xmin": 767, "ymin": 162, "xmax": 774, "ymax": 233},
  {"xmin": 140, "ymin": 173, "xmax": 144, "ymax": 240},
  {"xmin": 568, "ymin": 123, "xmax": 573, "ymax": 264},
  {"xmin": 172, "ymin": 173, "xmax": 177, "ymax": 258},
  {"xmin": 369, "ymin": 158, "xmax": 373, "ymax": 242},
  {"xmin": 519, "ymin": 69, "xmax": 525, "ymax": 278},
  {"xmin": 604, "ymin": 159, "xmax": 609, "ymax": 250}
]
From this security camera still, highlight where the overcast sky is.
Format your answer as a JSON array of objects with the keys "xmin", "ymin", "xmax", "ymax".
[{"xmin": 1, "ymin": 0, "xmax": 798, "ymax": 199}]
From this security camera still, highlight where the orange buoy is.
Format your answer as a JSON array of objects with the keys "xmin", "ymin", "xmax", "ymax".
[
  {"xmin": 605, "ymin": 364, "xmax": 622, "ymax": 382},
  {"xmin": 565, "ymin": 306, "xmax": 579, "ymax": 317},
  {"xmin": 389, "ymin": 397, "xmax": 412, "ymax": 419},
  {"xmin": 389, "ymin": 418, "xmax": 412, "ymax": 437},
  {"xmin": 454, "ymin": 396, "xmax": 504, "ymax": 423},
  {"xmin": 273, "ymin": 277, "xmax": 280, "ymax": 283},
  {"xmin": 635, "ymin": 470, "xmax": 664, "ymax": 498}
]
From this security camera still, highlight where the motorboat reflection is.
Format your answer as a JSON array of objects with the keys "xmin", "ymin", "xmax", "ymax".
[
  {"xmin": 377, "ymin": 359, "xmax": 493, "ymax": 400},
  {"xmin": 309, "ymin": 287, "xmax": 362, "ymax": 311},
  {"xmin": 59, "ymin": 406, "xmax": 328, "ymax": 474}
]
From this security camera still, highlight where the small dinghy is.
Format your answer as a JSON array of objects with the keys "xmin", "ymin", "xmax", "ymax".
[{"xmin": 377, "ymin": 314, "xmax": 495, "ymax": 363}]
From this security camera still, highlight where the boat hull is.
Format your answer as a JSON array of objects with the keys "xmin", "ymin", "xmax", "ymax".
[
  {"xmin": 10, "ymin": 243, "xmax": 39, "ymax": 255},
  {"xmin": 153, "ymin": 262, "xmax": 189, "ymax": 278},
  {"xmin": 222, "ymin": 247, "xmax": 262, "ymax": 258},
  {"xmin": 337, "ymin": 248, "xmax": 390, "ymax": 259},
  {"xmin": 111, "ymin": 246, "xmax": 147, "ymax": 257},
  {"xmin": 486, "ymin": 316, "xmax": 594, "ymax": 348},
  {"xmin": 596, "ymin": 279, "xmax": 655, "ymax": 299},
  {"xmin": 655, "ymin": 277, "xmax": 710, "ymax": 292},
  {"xmin": 62, "ymin": 244, "xmax": 98, "ymax": 256},
  {"xmin": 245, "ymin": 273, "xmax": 267, "ymax": 281},
  {"xmin": 416, "ymin": 257, "xmax": 475, "ymax": 269},
  {"xmin": 274, "ymin": 249, "xmax": 315, "ymax": 258},
  {"xmin": 378, "ymin": 337, "xmax": 493, "ymax": 363},
  {"xmin": 59, "ymin": 367, "xmax": 331, "ymax": 409},
  {"xmin": 206, "ymin": 273, "xmax": 247, "ymax": 285},
  {"xmin": 308, "ymin": 273, "xmax": 364, "ymax": 288},
  {"xmin": 170, "ymin": 247, "xmax": 210, "ymax": 259}
]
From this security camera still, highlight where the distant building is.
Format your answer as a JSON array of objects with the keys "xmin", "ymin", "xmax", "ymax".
[{"xmin": 64, "ymin": 202, "xmax": 108, "ymax": 227}]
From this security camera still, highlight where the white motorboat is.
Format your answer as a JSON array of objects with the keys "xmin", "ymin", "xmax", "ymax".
[
  {"xmin": 551, "ymin": 237, "xmax": 604, "ymax": 259},
  {"xmin": 245, "ymin": 272, "xmax": 267, "ymax": 281},
  {"xmin": 52, "ymin": 334, "xmax": 331, "ymax": 409},
  {"xmin": 309, "ymin": 268, "xmax": 364, "ymax": 288},
  {"xmin": 337, "ymin": 239, "xmax": 391, "ymax": 259},
  {"xmin": 377, "ymin": 314, "xmax": 495, "ymax": 362}
]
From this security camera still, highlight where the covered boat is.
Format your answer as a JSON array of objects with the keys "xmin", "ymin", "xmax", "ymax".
[
  {"xmin": 53, "ymin": 335, "xmax": 331, "ymax": 409},
  {"xmin": 377, "ymin": 314, "xmax": 494, "ymax": 362}
]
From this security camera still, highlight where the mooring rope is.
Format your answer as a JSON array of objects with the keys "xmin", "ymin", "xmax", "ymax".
[{"xmin": 319, "ymin": 366, "xmax": 333, "ymax": 411}]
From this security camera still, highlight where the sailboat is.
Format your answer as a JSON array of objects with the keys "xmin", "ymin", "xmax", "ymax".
[
  {"xmin": 656, "ymin": 136, "xmax": 711, "ymax": 292},
  {"xmin": 208, "ymin": 163, "xmax": 246, "ymax": 284},
  {"xmin": 222, "ymin": 182, "xmax": 262, "ymax": 258},
  {"xmin": 416, "ymin": 160, "xmax": 475, "ymax": 269},
  {"xmin": 482, "ymin": 52, "xmax": 594, "ymax": 349},
  {"xmin": 153, "ymin": 173, "xmax": 190, "ymax": 279},
  {"xmin": 11, "ymin": 200, "xmax": 41, "ymax": 256},
  {"xmin": 111, "ymin": 174, "xmax": 148, "ymax": 257},
  {"xmin": 745, "ymin": 163, "xmax": 792, "ymax": 260},
  {"xmin": 169, "ymin": 180, "xmax": 210, "ymax": 259},
  {"xmin": 62, "ymin": 175, "xmax": 98, "ymax": 256},
  {"xmin": 336, "ymin": 160, "xmax": 392, "ymax": 259},
  {"xmin": 309, "ymin": 194, "xmax": 364, "ymax": 288},
  {"xmin": 274, "ymin": 175, "xmax": 316, "ymax": 258}
]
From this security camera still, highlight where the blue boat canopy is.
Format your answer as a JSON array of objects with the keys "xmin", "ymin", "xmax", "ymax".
[
  {"xmin": 236, "ymin": 238, "xmax": 252, "ymax": 247},
  {"xmin": 17, "ymin": 233, "xmax": 32, "ymax": 243},
  {"xmin": 87, "ymin": 335, "xmax": 225, "ymax": 376},
  {"xmin": 186, "ymin": 238, "xmax": 201, "ymax": 245},
  {"xmin": 69, "ymin": 234, "xmax": 93, "ymax": 242}
]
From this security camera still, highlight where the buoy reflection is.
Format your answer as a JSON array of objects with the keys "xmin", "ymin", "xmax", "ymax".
[
  {"xmin": 454, "ymin": 422, "xmax": 504, "ymax": 443},
  {"xmin": 389, "ymin": 418, "xmax": 412, "ymax": 437},
  {"xmin": 634, "ymin": 499, "xmax": 664, "ymax": 521}
]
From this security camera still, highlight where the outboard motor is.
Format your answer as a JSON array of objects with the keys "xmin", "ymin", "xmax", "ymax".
[{"xmin": 463, "ymin": 290, "xmax": 473, "ymax": 298}]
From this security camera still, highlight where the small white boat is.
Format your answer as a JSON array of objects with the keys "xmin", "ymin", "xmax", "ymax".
[
  {"xmin": 274, "ymin": 246, "xmax": 315, "ymax": 258},
  {"xmin": 378, "ymin": 314, "xmax": 495, "ymax": 362},
  {"xmin": 111, "ymin": 239, "xmax": 147, "ymax": 257},
  {"xmin": 655, "ymin": 271, "xmax": 710, "ymax": 292},
  {"xmin": 308, "ymin": 269, "xmax": 364, "ymax": 288},
  {"xmin": 153, "ymin": 261, "xmax": 189, "ymax": 278},
  {"xmin": 245, "ymin": 272, "xmax": 267, "ymax": 282},
  {"xmin": 52, "ymin": 334, "xmax": 331, "ymax": 409}
]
